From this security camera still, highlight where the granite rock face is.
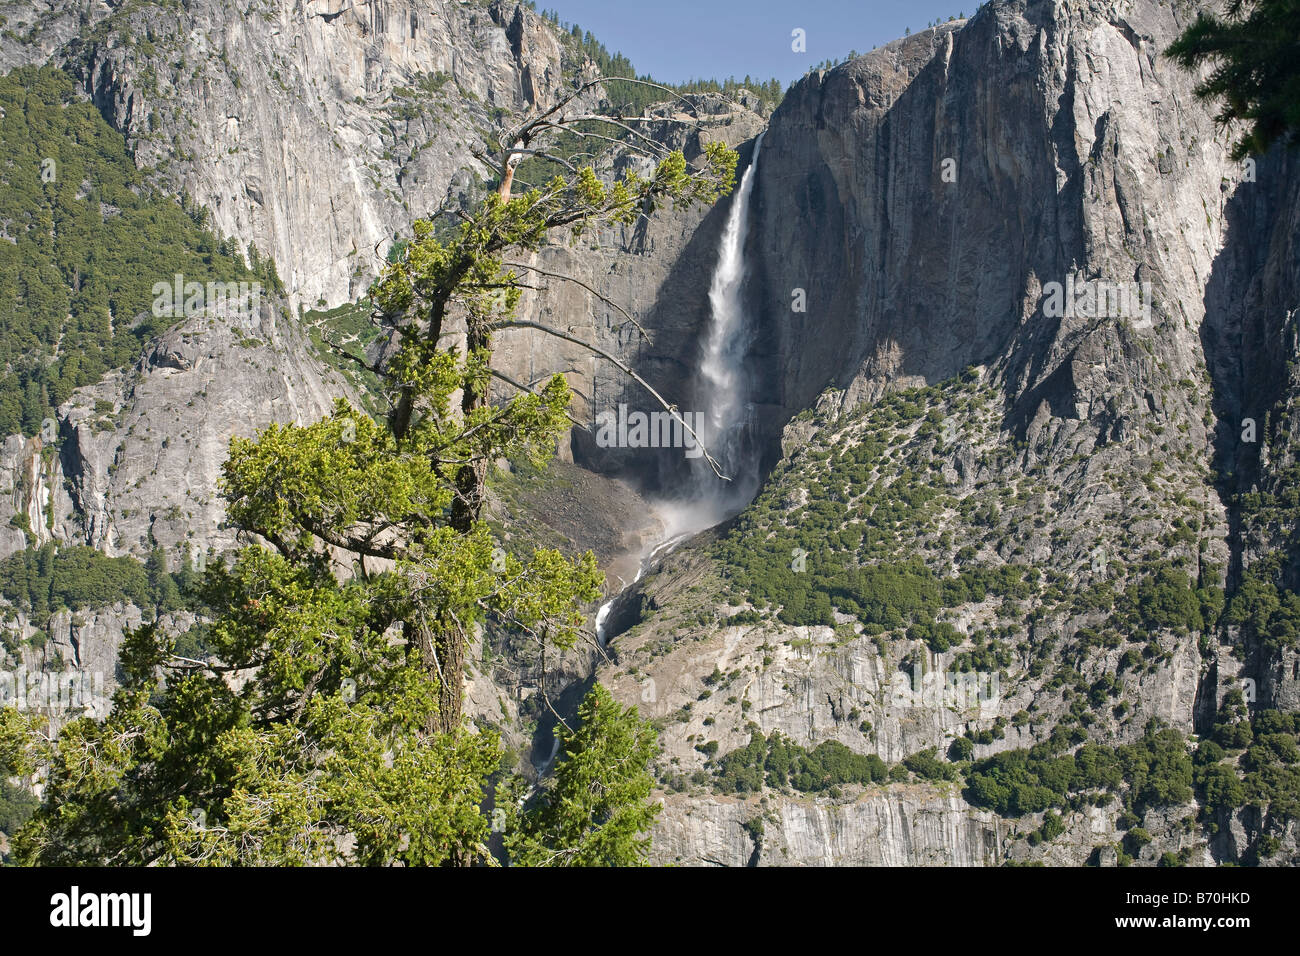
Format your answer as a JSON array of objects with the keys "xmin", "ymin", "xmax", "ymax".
[
  {"xmin": 652, "ymin": 789, "xmax": 1007, "ymax": 867},
  {"xmin": 0, "ymin": 301, "xmax": 346, "ymax": 565},
  {"xmin": 3, "ymin": 0, "xmax": 574, "ymax": 310},
  {"xmin": 749, "ymin": 1, "xmax": 1239, "ymax": 427}
]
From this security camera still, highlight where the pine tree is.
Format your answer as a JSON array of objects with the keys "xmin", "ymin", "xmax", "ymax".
[
  {"xmin": 504, "ymin": 686, "xmax": 661, "ymax": 866},
  {"xmin": 1166, "ymin": 0, "xmax": 1300, "ymax": 160}
]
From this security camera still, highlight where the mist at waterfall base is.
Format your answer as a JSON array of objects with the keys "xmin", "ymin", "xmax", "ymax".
[
  {"xmin": 595, "ymin": 136, "xmax": 765, "ymax": 645},
  {"xmin": 656, "ymin": 132, "xmax": 766, "ymax": 541}
]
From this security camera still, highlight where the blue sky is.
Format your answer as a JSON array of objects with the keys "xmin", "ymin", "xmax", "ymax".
[{"xmin": 537, "ymin": 0, "xmax": 973, "ymax": 85}]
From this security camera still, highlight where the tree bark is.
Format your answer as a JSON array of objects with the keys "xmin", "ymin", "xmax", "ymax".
[
  {"xmin": 434, "ymin": 319, "xmax": 492, "ymax": 731},
  {"xmin": 434, "ymin": 623, "xmax": 465, "ymax": 736}
]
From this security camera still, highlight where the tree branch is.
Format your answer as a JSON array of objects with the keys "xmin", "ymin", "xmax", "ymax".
[
  {"xmin": 502, "ymin": 260, "xmax": 651, "ymax": 342},
  {"xmin": 488, "ymin": 368, "xmax": 588, "ymax": 431},
  {"xmin": 490, "ymin": 320, "xmax": 729, "ymax": 480},
  {"xmin": 498, "ymin": 77, "xmax": 706, "ymax": 161}
]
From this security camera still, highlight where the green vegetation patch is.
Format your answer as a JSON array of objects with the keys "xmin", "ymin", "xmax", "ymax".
[
  {"xmin": 965, "ymin": 721, "xmax": 1193, "ymax": 817},
  {"xmin": 714, "ymin": 730, "xmax": 889, "ymax": 794},
  {"xmin": 302, "ymin": 299, "xmax": 384, "ymax": 412},
  {"xmin": 0, "ymin": 543, "xmax": 199, "ymax": 622},
  {"xmin": 0, "ymin": 65, "xmax": 282, "ymax": 436}
]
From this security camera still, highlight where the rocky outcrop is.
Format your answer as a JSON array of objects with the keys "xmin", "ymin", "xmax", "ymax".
[
  {"xmin": 0, "ymin": 299, "xmax": 345, "ymax": 564},
  {"xmin": 653, "ymin": 788, "xmax": 1007, "ymax": 867},
  {"xmin": 3, "ymin": 604, "xmax": 197, "ymax": 722},
  {"xmin": 0, "ymin": 435, "xmax": 56, "ymax": 557}
]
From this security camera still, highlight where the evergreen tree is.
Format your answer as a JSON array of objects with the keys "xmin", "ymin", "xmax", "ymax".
[
  {"xmin": 504, "ymin": 686, "xmax": 661, "ymax": 866},
  {"xmin": 1166, "ymin": 0, "xmax": 1300, "ymax": 159}
]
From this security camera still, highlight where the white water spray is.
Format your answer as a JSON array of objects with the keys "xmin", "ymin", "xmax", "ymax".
[
  {"xmin": 699, "ymin": 131, "xmax": 764, "ymax": 478},
  {"xmin": 596, "ymin": 136, "xmax": 766, "ymax": 647}
]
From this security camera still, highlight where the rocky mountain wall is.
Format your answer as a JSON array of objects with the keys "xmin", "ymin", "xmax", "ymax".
[{"xmin": 594, "ymin": 0, "xmax": 1300, "ymax": 865}]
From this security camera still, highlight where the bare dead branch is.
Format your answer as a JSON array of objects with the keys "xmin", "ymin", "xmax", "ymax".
[
  {"xmin": 491, "ymin": 320, "xmax": 729, "ymax": 481},
  {"xmin": 498, "ymin": 77, "xmax": 706, "ymax": 160},
  {"xmin": 531, "ymin": 121, "xmax": 665, "ymax": 159},
  {"xmin": 502, "ymin": 260, "xmax": 651, "ymax": 342},
  {"xmin": 544, "ymin": 114, "xmax": 671, "ymax": 156},
  {"xmin": 503, "ymin": 149, "xmax": 580, "ymax": 173}
]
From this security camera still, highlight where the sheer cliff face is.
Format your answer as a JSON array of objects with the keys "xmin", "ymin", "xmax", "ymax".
[
  {"xmin": 3, "ymin": 0, "xmax": 572, "ymax": 310},
  {"xmin": 1, "ymin": 305, "xmax": 347, "ymax": 561},
  {"xmin": 742, "ymin": 0, "xmax": 1249, "ymax": 593},
  {"xmin": 753, "ymin": 0, "xmax": 1239, "ymax": 419}
]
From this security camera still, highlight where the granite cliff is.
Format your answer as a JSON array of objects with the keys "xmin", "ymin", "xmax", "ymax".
[{"xmin": 593, "ymin": 0, "xmax": 1300, "ymax": 865}]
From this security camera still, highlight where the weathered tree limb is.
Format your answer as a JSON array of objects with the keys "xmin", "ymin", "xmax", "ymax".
[{"xmin": 491, "ymin": 319, "xmax": 729, "ymax": 481}]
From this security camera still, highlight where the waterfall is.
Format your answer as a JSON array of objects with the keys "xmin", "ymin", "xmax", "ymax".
[
  {"xmin": 662, "ymin": 132, "xmax": 766, "ymax": 536},
  {"xmin": 595, "ymin": 134, "xmax": 765, "ymax": 648},
  {"xmin": 699, "ymin": 131, "xmax": 764, "ymax": 480}
]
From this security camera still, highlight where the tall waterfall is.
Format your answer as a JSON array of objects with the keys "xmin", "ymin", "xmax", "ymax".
[
  {"xmin": 669, "ymin": 132, "xmax": 766, "ymax": 533},
  {"xmin": 700, "ymin": 133, "xmax": 763, "ymax": 469},
  {"xmin": 597, "ymin": 134, "xmax": 765, "ymax": 646}
]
